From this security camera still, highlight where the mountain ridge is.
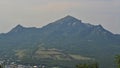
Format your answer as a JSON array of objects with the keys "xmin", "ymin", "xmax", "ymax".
[
  {"xmin": 4, "ymin": 15, "xmax": 117, "ymax": 35},
  {"xmin": 0, "ymin": 15, "xmax": 119, "ymax": 47},
  {"xmin": 0, "ymin": 15, "xmax": 120, "ymax": 68}
]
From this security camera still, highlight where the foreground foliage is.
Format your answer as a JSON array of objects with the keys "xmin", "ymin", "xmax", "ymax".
[
  {"xmin": 76, "ymin": 62, "xmax": 99, "ymax": 68},
  {"xmin": 115, "ymin": 55, "xmax": 120, "ymax": 68}
]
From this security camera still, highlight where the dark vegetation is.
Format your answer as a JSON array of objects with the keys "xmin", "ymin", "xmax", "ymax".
[
  {"xmin": 76, "ymin": 62, "xmax": 98, "ymax": 68},
  {"xmin": 115, "ymin": 55, "xmax": 120, "ymax": 68},
  {"xmin": 76, "ymin": 55, "xmax": 120, "ymax": 68}
]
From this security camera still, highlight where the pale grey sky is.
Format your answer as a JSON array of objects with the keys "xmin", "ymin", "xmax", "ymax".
[{"xmin": 0, "ymin": 0, "xmax": 120, "ymax": 34}]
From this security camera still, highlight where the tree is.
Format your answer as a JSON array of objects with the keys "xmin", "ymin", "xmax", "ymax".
[
  {"xmin": 76, "ymin": 64, "xmax": 88, "ymax": 68},
  {"xmin": 0, "ymin": 64, "xmax": 2, "ymax": 68},
  {"xmin": 91, "ymin": 62, "xmax": 99, "ymax": 68},
  {"xmin": 115, "ymin": 55, "xmax": 120, "ymax": 68},
  {"xmin": 76, "ymin": 63, "xmax": 99, "ymax": 68}
]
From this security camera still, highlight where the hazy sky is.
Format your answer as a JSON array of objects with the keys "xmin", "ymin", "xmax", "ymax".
[{"xmin": 0, "ymin": 0, "xmax": 120, "ymax": 34}]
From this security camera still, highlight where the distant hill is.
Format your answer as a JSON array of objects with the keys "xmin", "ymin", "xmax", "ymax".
[{"xmin": 0, "ymin": 15, "xmax": 120, "ymax": 68}]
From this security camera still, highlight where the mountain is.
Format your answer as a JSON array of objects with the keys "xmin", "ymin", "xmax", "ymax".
[{"xmin": 0, "ymin": 15, "xmax": 120, "ymax": 68}]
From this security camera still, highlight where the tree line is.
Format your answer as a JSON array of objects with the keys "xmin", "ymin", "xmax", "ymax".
[{"xmin": 76, "ymin": 55, "xmax": 120, "ymax": 68}]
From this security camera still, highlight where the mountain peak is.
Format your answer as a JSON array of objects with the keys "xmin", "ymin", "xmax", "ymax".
[
  {"xmin": 9, "ymin": 24, "xmax": 25, "ymax": 33},
  {"xmin": 95, "ymin": 24, "xmax": 104, "ymax": 30},
  {"xmin": 53, "ymin": 15, "xmax": 82, "ymax": 25},
  {"xmin": 62, "ymin": 15, "xmax": 81, "ymax": 22},
  {"xmin": 15, "ymin": 24, "xmax": 24, "ymax": 28},
  {"xmin": 64, "ymin": 15, "xmax": 76, "ymax": 19},
  {"xmin": 97, "ymin": 24, "xmax": 103, "ymax": 28},
  {"xmin": 13, "ymin": 24, "xmax": 25, "ymax": 30}
]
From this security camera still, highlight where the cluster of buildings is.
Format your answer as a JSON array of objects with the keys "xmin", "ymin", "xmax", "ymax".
[
  {"xmin": 0, "ymin": 61, "xmax": 46, "ymax": 68},
  {"xmin": 0, "ymin": 61, "xmax": 61, "ymax": 68}
]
